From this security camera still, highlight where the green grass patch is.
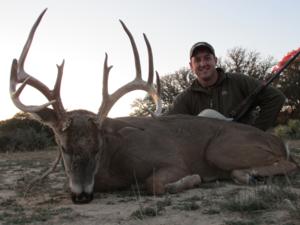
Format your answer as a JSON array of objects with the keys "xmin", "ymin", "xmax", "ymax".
[
  {"xmin": 222, "ymin": 186, "xmax": 299, "ymax": 213},
  {"xmin": 172, "ymin": 195, "xmax": 201, "ymax": 211},
  {"xmin": 130, "ymin": 196, "xmax": 172, "ymax": 220}
]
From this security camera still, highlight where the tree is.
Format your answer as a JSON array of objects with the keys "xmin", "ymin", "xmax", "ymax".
[{"xmin": 218, "ymin": 47, "xmax": 275, "ymax": 80}]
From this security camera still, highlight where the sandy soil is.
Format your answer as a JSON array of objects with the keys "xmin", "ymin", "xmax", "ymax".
[{"xmin": 0, "ymin": 141, "xmax": 300, "ymax": 225}]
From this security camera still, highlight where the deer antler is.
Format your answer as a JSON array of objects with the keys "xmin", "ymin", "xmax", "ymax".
[
  {"xmin": 10, "ymin": 8, "xmax": 66, "ymax": 119},
  {"xmin": 97, "ymin": 20, "xmax": 162, "ymax": 125}
]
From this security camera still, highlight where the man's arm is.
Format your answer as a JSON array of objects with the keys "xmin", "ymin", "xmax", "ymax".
[
  {"xmin": 254, "ymin": 86, "xmax": 285, "ymax": 130},
  {"xmin": 230, "ymin": 74, "xmax": 285, "ymax": 131}
]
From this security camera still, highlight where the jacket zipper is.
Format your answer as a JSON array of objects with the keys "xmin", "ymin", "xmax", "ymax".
[{"xmin": 210, "ymin": 98, "xmax": 213, "ymax": 108}]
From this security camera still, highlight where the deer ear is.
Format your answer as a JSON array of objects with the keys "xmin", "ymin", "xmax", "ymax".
[{"xmin": 30, "ymin": 108, "xmax": 59, "ymax": 128}]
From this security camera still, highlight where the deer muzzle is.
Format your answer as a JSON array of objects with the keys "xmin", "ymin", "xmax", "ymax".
[
  {"xmin": 71, "ymin": 192, "xmax": 94, "ymax": 204},
  {"xmin": 69, "ymin": 179, "xmax": 95, "ymax": 204}
]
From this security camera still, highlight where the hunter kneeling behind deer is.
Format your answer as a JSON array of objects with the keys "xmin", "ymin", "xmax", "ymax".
[{"xmin": 10, "ymin": 9, "xmax": 299, "ymax": 204}]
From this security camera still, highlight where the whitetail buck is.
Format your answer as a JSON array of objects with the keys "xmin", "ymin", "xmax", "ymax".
[{"xmin": 10, "ymin": 9, "xmax": 298, "ymax": 204}]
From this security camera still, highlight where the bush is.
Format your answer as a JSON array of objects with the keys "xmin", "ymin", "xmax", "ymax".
[
  {"xmin": 0, "ymin": 113, "xmax": 56, "ymax": 152},
  {"xmin": 274, "ymin": 119, "xmax": 300, "ymax": 139}
]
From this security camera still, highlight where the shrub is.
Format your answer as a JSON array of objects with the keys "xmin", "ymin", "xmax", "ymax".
[
  {"xmin": 274, "ymin": 119, "xmax": 300, "ymax": 139},
  {"xmin": 0, "ymin": 114, "xmax": 56, "ymax": 152}
]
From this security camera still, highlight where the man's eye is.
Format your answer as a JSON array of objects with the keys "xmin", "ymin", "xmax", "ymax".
[{"xmin": 195, "ymin": 58, "xmax": 202, "ymax": 63}]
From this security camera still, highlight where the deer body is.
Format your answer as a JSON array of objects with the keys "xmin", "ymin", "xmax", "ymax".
[
  {"xmin": 98, "ymin": 115, "xmax": 289, "ymax": 188},
  {"xmin": 53, "ymin": 111, "xmax": 295, "ymax": 201}
]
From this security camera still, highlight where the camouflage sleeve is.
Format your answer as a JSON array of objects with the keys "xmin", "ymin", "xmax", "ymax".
[{"xmin": 236, "ymin": 74, "xmax": 285, "ymax": 130}]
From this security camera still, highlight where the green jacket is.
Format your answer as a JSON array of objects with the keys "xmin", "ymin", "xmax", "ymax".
[{"xmin": 166, "ymin": 68, "xmax": 285, "ymax": 131}]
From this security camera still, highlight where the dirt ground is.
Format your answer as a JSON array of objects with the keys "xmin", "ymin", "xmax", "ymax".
[{"xmin": 1, "ymin": 141, "xmax": 300, "ymax": 225}]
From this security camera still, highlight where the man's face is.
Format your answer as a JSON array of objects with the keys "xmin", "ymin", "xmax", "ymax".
[{"xmin": 189, "ymin": 50, "xmax": 217, "ymax": 84}]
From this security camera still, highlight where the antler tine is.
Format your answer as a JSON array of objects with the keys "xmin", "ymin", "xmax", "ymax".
[
  {"xmin": 18, "ymin": 8, "xmax": 47, "ymax": 72},
  {"xmin": 53, "ymin": 60, "xmax": 67, "ymax": 114},
  {"xmin": 140, "ymin": 32, "xmax": 161, "ymax": 116},
  {"xmin": 154, "ymin": 71, "xmax": 162, "ymax": 115},
  {"xmin": 10, "ymin": 9, "xmax": 66, "ymax": 118},
  {"xmin": 97, "ymin": 21, "xmax": 162, "ymax": 125},
  {"xmin": 143, "ymin": 33, "xmax": 154, "ymax": 85},
  {"xmin": 102, "ymin": 53, "xmax": 113, "ymax": 100},
  {"xmin": 143, "ymin": 32, "xmax": 162, "ymax": 115},
  {"xmin": 119, "ymin": 20, "xmax": 142, "ymax": 80}
]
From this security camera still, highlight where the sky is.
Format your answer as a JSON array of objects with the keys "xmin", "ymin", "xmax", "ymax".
[{"xmin": 0, "ymin": 0, "xmax": 299, "ymax": 121}]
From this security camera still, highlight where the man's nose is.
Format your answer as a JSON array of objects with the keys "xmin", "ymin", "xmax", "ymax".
[{"xmin": 199, "ymin": 60, "xmax": 207, "ymax": 67}]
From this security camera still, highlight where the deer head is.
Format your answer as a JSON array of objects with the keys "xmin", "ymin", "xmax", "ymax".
[{"xmin": 10, "ymin": 9, "xmax": 161, "ymax": 204}]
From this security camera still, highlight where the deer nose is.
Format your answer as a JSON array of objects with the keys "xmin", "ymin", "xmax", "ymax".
[{"xmin": 71, "ymin": 192, "xmax": 94, "ymax": 204}]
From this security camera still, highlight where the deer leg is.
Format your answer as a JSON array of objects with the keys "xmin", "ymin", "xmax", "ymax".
[
  {"xmin": 144, "ymin": 167, "xmax": 192, "ymax": 195},
  {"xmin": 231, "ymin": 159, "xmax": 298, "ymax": 184},
  {"xmin": 165, "ymin": 174, "xmax": 201, "ymax": 194}
]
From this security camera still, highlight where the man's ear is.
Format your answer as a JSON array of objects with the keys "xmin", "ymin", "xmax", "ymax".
[{"xmin": 214, "ymin": 56, "xmax": 218, "ymax": 64}]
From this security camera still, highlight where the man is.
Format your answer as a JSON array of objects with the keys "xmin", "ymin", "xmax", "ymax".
[{"xmin": 166, "ymin": 42, "xmax": 285, "ymax": 131}]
